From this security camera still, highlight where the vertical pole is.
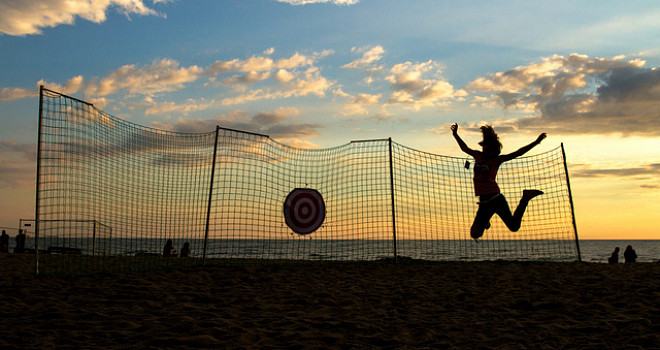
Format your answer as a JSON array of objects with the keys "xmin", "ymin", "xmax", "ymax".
[
  {"xmin": 203, "ymin": 126, "xmax": 220, "ymax": 266},
  {"xmin": 109, "ymin": 226, "xmax": 113, "ymax": 256},
  {"xmin": 34, "ymin": 86, "xmax": 45, "ymax": 275},
  {"xmin": 561, "ymin": 143, "xmax": 582, "ymax": 262},
  {"xmin": 92, "ymin": 221, "xmax": 97, "ymax": 257},
  {"xmin": 388, "ymin": 138, "xmax": 398, "ymax": 262}
]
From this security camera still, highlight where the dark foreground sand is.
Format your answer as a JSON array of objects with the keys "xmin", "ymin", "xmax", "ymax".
[{"xmin": 2, "ymin": 254, "xmax": 659, "ymax": 349}]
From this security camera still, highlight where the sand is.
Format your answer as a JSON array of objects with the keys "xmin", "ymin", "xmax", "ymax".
[{"xmin": 1, "ymin": 254, "xmax": 660, "ymax": 349}]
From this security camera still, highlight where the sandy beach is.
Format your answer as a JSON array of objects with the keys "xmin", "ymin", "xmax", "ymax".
[{"xmin": 2, "ymin": 254, "xmax": 659, "ymax": 349}]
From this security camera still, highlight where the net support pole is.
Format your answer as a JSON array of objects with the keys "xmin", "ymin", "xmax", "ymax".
[
  {"xmin": 561, "ymin": 143, "xmax": 582, "ymax": 262},
  {"xmin": 109, "ymin": 226, "xmax": 113, "ymax": 255},
  {"xmin": 92, "ymin": 221, "xmax": 97, "ymax": 257},
  {"xmin": 34, "ymin": 85, "xmax": 44, "ymax": 275},
  {"xmin": 388, "ymin": 138, "xmax": 398, "ymax": 262},
  {"xmin": 202, "ymin": 126, "xmax": 220, "ymax": 266}
]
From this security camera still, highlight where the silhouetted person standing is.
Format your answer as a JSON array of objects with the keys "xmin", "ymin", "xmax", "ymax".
[
  {"xmin": 163, "ymin": 239, "xmax": 174, "ymax": 257},
  {"xmin": 0, "ymin": 230, "xmax": 9, "ymax": 253},
  {"xmin": 451, "ymin": 123, "xmax": 546, "ymax": 241},
  {"xmin": 624, "ymin": 245, "xmax": 637, "ymax": 263},
  {"xmin": 14, "ymin": 229, "xmax": 26, "ymax": 253},
  {"xmin": 180, "ymin": 242, "xmax": 190, "ymax": 258},
  {"xmin": 608, "ymin": 247, "xmax": 620, "ymax": 264}
]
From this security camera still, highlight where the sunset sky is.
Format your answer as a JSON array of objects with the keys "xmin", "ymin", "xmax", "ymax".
[{"xmin": 1, "ymin": 0, "xmax": 659, "ymax": 239}]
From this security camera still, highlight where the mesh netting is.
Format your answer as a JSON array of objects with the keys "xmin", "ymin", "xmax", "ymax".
[
  {"xmin": 34, "ymin": 88, "xmax": 579, "ymax": 275},
  {"xmin": 36, "ymin": 89, "xmax": 215, "ymax": 274},
  {"xmin": 391, "ymin": 143, "xmax": 578, "ymax": 261}
]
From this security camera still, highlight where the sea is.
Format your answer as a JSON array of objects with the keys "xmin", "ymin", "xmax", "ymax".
[
  {"xmin": 8, "ymin": 237, "xmax": 660, "ymax": 263},
  {"xmin": 577, "ymin": 240, "xmax": 660, "ymax": 263}
]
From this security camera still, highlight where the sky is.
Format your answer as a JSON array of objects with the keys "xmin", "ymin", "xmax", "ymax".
[{"xmin": 0, "ymin": 0, "xmax": 659, "ymax": 239}]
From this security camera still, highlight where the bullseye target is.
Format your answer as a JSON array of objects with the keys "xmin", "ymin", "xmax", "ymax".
[{"xmin": 283, "ymin": 188, "xmax": 326, "ymax": 235}]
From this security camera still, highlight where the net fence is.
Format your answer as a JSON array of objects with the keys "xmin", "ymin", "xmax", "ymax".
[{"xmin": 33, "ymin": 88, "xmax": 579, "ymax": 275}]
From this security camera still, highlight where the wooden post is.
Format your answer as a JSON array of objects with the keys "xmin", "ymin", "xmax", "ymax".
[
  {"xmin": 34, "ymin": 86, "xmax": 45, "ymax": 275},
  {"xmin": 561, "ymin": 143, "xmax": 582, "ymax": 262},
  {"xmin": 388, "ymin": 138, "xmax": 398, "ymax": 262},
  {"xmin": 203, "ymin": 126, "xmax": 220, "ymax": 266}
]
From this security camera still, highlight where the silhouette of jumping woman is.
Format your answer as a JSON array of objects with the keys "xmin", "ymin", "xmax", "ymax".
[{"xmin": 451, "ymin": 123, "xmax": 546, "ymax": 241}]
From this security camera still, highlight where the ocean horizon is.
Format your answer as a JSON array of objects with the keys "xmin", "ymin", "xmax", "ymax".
[{"xmin": 6, "ymin": 236, "xmax": 659, "ymax": 264}]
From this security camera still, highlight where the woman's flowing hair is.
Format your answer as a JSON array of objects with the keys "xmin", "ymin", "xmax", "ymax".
[{"xmin": 479, "ymin": 124, "xmax": 502, "ymax": 156}]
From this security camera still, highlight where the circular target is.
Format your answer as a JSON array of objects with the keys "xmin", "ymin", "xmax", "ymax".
[{"xmin": 283, "ymin": 188, "xmax": 326, "ymax": 235}]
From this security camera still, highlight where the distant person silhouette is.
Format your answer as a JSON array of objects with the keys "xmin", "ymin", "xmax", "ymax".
[
  {"xmin": 0, "ymin": 230, "xmax": 9, "ymax": 253},
  {"xmin": 624, "ymin": 245, "xmax": 637, "ymax": 263},
  {"xmin": 180, "ymin": 242, "xmax": 191, "ymax": 258},
  {"xmin": 608, "ymin": 247, "xmax": 620, "ymax": 264},
  {"xmin": 14, "ymin": 229, "xmax": 26, "ymax": 253},
  {"xmin": 163, "ymin": 239, "xmax": 174, "ymax": 257},
  {"xmin": 451, "ymin": 123, "xmax": 546, "ymax": 241}
]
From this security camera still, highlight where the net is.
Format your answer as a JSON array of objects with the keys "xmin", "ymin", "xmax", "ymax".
[
  {"xmin": 391, "ymin": 143, "xmax": 578, "ymax": 261},
  {"xmin": 36, "ymin": 88, "xmax": 215, "ymax": 274},
  {"xmin": 34, "ymin": 88, "xmax": 580, "ymax": 275}
]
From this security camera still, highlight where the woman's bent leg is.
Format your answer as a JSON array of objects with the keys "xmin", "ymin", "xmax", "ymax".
[
  {"xmin": 494, "ymin": 190, "xmax": 543, "ymax": 232},
  {"xmin": 471, "ymin": 202, "xmax": 496, "ymax": 240},
  {"xmin": 491, "ymin": 195, "xmax": 522, "ymax": 232}
]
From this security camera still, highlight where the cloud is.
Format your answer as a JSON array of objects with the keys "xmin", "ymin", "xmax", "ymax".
[
  {"xmin": 1, "ymin": 76, "xmax": 84, "ymax": 101},
  {"xmin": 275, "ymin": 139, "xmax": 320, "ymax": 149},
  {"xmin": 0, "ymin": 0, "xmax": 164, "ymax": 36},
  {"xmin": 342, "ymin": 45, "xmax": 385, "ymax": 85},
  {"xmin": 274, "ymin": 69, "xmax": 295, "ymax": 83},
  {"xmin": 467, "ymin": 54, "xmax": 660, "ymax": 136},
  {"xmin": 274, "ymin": 0, "xmax": 359, "ymax": 5},
  {"xmin": 206, "ymin": 51, "xmax": 333, "ymax": 104},
  {"xmin": 221, "ymin": 71, "xmax": 271, "ymax": 85},
  {"xmin": 152, "ymin": 111, "xmax": 247, "ymax": 133},
  {"xmin": 207, "ymin": 57, "xmax": 275, "ymax": 74},
  {"xmin": 0, "ymin": 87, "xmax": 35, "ymax": 101},
  {"xmin": 0, "ymin": 49, "xmax": 327, "ymax": 113},
  {"xmin": 253, "ymin": 107, "xmax": 298, "ymax": 126},
  {"xmin": 87, "ymin": 97, "xmax": 109, "ymax": 109},
  {"xmin": 640, "ymin": 184, "xmax": 660, "ymax": 189},
  {"xmin": 276, "ymin": 53, "xmax": 317, "ymax": 69},
  {"xmin": 337, "ymin": 90, "xmax": 382, "ymax": 116},
  {"xmin": 570, "ymin": 163, "xmax": 660, "ymax": 179},
  {"xmin": 386, "ymin": 60, "xmax": 465, "ymax": 110},
  {"xmin": 206, "ymin": 52, "xmax": 316, "ymax": 76},
  {"xmin": 1, "ymin": 59, "xmax": 202, "ymax": 102},
  {"xmin": 284, "ymin": 67, "xmax": 332, "ymax": 97},
  {"xmin": 220, "ymin": 89, "xmax": 270, "ymax": 105},
  {"xmin": 267, "ymin": 123, "xmax": 321, "ymax": 140},
  {"xmin": 220, "ymin": 67, "xmax": 333, "ymax": 105},
  {"xmin": 569, "ymin": 162, "xmax": 660, "ymax": 191},
  {"xmin": 0, "ymin": 50, "xmax": 333, "ymax": 105},
  {"xmin": 467, "ymin": 54, "xmax": 642, "ymax": 96},
  {"xmin": 0, "ymin": 141, "xmax": 35, "ymax": 157},
  {"xmin": 84, "ymin": 59, "xmax": 202, "ymax": 97},
  {"xmin": 353, "ymin": 93, "xmax": 381, "ymax": 105},
  {"xmin": 342, "ymin": 46, "xmax": 385, "ymax": 69},
  {"xmin": 337, "ymin": 54, "xmax": 464, "ymax": 115},
  {"xmin": 0, "ymin": 142, "xmax": 36, "ymax": 188},
  {"xmin": 38, "ymin": 76, "xmax": 85, "ymax": 95},
  {"xmin": 145, "ymin": 98, "xmax": 215, "ymax": 115},
  {"xmin": 0, "ymin": 162, "xmax": 35, "ymax": 188},
  {"xmin": 151, "ymin": 107, "xmax": 321, "ymax": 145}
]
